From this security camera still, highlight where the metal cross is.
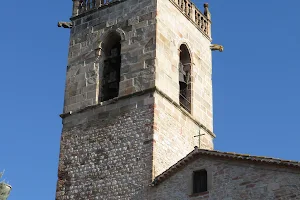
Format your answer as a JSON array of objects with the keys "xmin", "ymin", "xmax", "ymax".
[{"xmin": 194, "ymin": 129, "xmax": 205, "ymax": 148}]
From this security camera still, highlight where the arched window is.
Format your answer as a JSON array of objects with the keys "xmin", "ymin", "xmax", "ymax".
[
  {"xmin": 179, "ymin": 44, "xmax": 192, "ymax": 113},
  {"xmin": 100, "ymin": 32, "xmax": 121, "ymax": 102}
]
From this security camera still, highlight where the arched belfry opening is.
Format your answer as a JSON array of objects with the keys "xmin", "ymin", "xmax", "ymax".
[
  {"xmin": 179, "ymin": 44, "xmax": 192, "ymax": 113},
  {"xmin": 100, "ymin": 32, "xmax": 121, "ymax": 102}
]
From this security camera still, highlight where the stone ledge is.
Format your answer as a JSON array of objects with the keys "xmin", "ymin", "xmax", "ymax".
[
  {"xmin": 154, "ymin": 87, "xmax": 215, "ymax": 138},
  {"xmin": 60, "ymin": 87, "xmax": 156, "ymax": 119},
  {"xmin": 59, "ymin": 86, "xmax": 215, "ymax": 138},
  {"xmin": 189, "ymin": 191, "xmax": 209, "ymax": 197}
]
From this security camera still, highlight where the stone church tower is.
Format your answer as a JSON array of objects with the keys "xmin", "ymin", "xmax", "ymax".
[{"xmin": 56, "ymin": 0, "xmax": 220, "ymax": 199}]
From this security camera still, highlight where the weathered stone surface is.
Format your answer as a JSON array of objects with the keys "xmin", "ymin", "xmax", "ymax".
[
  {"xmin": 150, "ymin": 157, "xmax": 300, "ymax": 200},
  {"xmin": 57, "ymin": 0, "xmax": 215, "ymax": 199},
  {"xmin": 152, "ymin": 0, "xmax": 214, "ymax": 177},
  {"xmin": 64, "ymin": 0, "xmax": 157, "ymax": 114},
  {"xmin": 57, "ymin": 94, "xmax": 155, "ymax": 200},
  {"xmin": 153, "ymin": 91, "xmax": 214, "ymax": 177},
  {"xmin": 56, "ymin": 0, "xmax": 300, "ymax": 199}
]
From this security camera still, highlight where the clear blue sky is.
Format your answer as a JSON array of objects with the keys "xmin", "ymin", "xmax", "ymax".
[{"xmin": 1, "ymin": 0, "xmax": 299, "ymax": 199}]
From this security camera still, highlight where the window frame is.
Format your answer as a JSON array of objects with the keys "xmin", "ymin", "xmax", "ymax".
[
  {"xmin": 178, "ymin": 44, "xmax": 192, "ymax": 114},
  {"xmin": 192, "ymin": 169, "xmax": 208, "ymax": 194},
  {"xmin": 99, "ymin": 31, "xmax": 122, "ymax": 102}
]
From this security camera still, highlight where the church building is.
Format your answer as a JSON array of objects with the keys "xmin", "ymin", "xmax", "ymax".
[{"xmin": 56, "ymin": 0, "xmax": 300, "ymax": 199}]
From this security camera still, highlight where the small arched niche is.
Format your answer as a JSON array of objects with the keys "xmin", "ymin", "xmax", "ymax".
[
  {"xmin": 100, "ymin": 31, "xmax": 122, "ymax": 102},
  {"xmin": 179, "ymin": 44, "xmax": 192, "ymax": 113}
]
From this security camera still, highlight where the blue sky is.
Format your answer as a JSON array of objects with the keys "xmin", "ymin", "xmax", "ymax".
[{"xmin": 1, "ymin": 0, "xmax": 299, "ymax": 199}]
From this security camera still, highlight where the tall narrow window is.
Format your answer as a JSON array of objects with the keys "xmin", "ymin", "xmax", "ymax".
[
  {"xmin": 193, "ymin": 170, "xmax": 207, "ymax": 193},
  {"xmin": 179, "ymin": 44, "xmax": 191, "ymax": 113},
  {"xmin": 100, "ymin": 32, "xmax": 121, "ymax": 102}
]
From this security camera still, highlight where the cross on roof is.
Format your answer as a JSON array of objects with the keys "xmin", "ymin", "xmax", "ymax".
[{"xmin": 194, "ymin": 129, "xmax": 205, "ymax": 148}]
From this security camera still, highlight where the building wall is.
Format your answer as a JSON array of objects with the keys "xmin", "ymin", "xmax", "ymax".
[
  {"xmin": 63, "ymin": 0, "xmax": 156, "ymax": 114},
  {"xmin": 155, "ymin": 0, "xmax": 213, "ymax": 130},
  {"xmin": 57, "ymin": 0, "xmax": 216, "ymax": 198},
  {"xmin": 152, "ymin": 0, "xmax": 214, "ymax": 177},
  {"xmin": 152, "ymin": 92, "xmax": 214, "ymax": 177},
  {"xmin": 150, "ymin": 157, "xmax": 300, "ymax": 200},
  {"xmin": 57, "ymin": 0, "xmax": 159, "ymax": 198},
  {"xmin": 56, "ymin": 93, "xmax": 155, "ymax": 200}
]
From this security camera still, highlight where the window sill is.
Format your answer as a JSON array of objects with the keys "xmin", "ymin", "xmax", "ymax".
[
  {"xmin": 189, "ymin": 191, "xmax": 209, "ymax": 197},
  {"xmin": 99, "ymin": 97, "xmax": 118, "ymax": 106}
]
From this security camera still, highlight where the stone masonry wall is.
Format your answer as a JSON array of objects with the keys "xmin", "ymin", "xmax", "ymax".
[
  {"xmin": 58, "ymin": 0, "xmax": 216, "ymax": 198},
  {"xmin": 155, "ymin": 0, "xmax": 213, "ymax": 131},
  {"xmin": 150, "ymin": 157, "xmax": 300, "ymax": 200},
  {"xmin": 152, "ymin": 0, "xmax": 214, "ymax": 177},
  {"xmin": 152, "ymin": 92, "xmax": 214, "ymax": 177},
  {"xmin": 63, "ymin": 0, "xmax": 156, "ymax": 114},
  {"xmin": 56, "ymin": 93, "xmax": 155, "ymax": 200}
]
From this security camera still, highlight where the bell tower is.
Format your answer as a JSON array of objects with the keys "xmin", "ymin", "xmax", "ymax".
[{"xmin": 56, "ymin": 0, "xmax": 221, "ymax": 199}]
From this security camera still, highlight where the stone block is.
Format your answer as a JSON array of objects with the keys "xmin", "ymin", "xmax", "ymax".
[
  {"xmin": 119, "ymin": 79, "xmax": 134, "ymax": 90},
  {"xmin": 139, "ymin": 12, "xmax": 154, "ymax": 22},
  {"xmin": 128, "ymin": 16, "xmax": 139, "ymax": 26}
]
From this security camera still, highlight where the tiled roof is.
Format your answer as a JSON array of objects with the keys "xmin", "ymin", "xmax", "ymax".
[{"xmin": 151, "ymin": 147, "xmax": 300, "ymax": 186}]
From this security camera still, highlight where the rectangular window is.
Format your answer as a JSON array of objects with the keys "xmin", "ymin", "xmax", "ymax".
[{"xmin": 193, "ymin": 170, "xmax": 207, "ymax": 193}]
